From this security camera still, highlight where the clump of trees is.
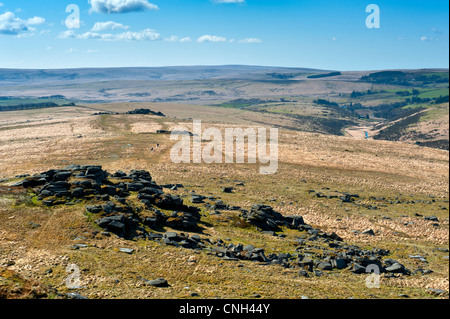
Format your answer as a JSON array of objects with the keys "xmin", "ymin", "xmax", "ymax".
[
  {"xmin": 307, "ymin": 72, "xmax": 341, "ymax": 79},
  {"xmin": 313, "ymin": 99, "xmax": 339, "ymax": 107},
  {"xmin": 434, "ymin": 95, "xmax": 449, "ymax": 104},
  {"xmin": 0, "ymin": 102, "xmax": 75, "ymax": 112},
  {"xmin": 361, "ymin": 70, "xmax": 449, "ymax": 86}
]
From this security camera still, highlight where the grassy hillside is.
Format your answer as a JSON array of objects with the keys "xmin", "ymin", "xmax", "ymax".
[{"xmin": 0, "ymin": 107, "xmax": 448, "ymax": 299}]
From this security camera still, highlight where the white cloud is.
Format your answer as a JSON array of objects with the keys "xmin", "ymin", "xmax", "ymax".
[
  {"xmin": 197, "ymin": 35, "xmax": 227, "ymax": 43},
  {"xmin": 91, "ymin": 21, "xmax": 129, "ymax": 31},
  {"xmin": 420, "ymin": 36, "xmax": 439, "ymax": 42},
  {"xmin": 0, "ymin": 3, "xmax": 4, "ymax": 7},
  {"xmin": 165, "ymin": 36, "xmax": 192, "ymax": 43},
  {"xmin": 66, "ymin": 48, "xmax": 76, "ymax": 54},
  {"xmin": 27, "ymin": 16, "xmax": 45, "ymax": 25},
  {"xmin": 238, "ymin": 37, "xmax": 262, "ymax": 44},
  {"xmin": 163, "ymin": 35, "xmax": 179, "ymax": 42},
  {"xmin": 59, "ymin": 28, "xmax": 160, "ymax": 41},
  {"xmin": 0, "ymin": 11, "xmax": 45, "ymax": 35},
  {"xmin": 109, "ymin": 29, "xmax": 160, "ymax": 40},
  {"xmin": 58, "ymin": 30, "xmax": 77, "ymax": 39},
  {"xmin": 89, "ymin": 0, "xmax": 159, "ymax": 14}
]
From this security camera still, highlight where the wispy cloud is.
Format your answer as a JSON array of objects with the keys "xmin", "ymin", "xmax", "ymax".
[
  {"xmin": 91, "ymin": 21, "xmax": 130, "ymax": 31},
  {"xmin": 59, "ymin": 28, "xmax": 160, "ymax": 41},
  {"xmin": 238, "ymin": 37, "xmax": 262, "ymax": 44},
  {"xmin": 197, "ymin": 35, "xmax": 227, "ymax": 43},
  {"xmin": 163, "ymin": 35, "xmax": 179, "ymax": 42},
  {"xmin": 420, "ymin": 35, "xmax": 439, "ymax": 42},
  {"xmin": 419, "ymin": 28, "xmax": 445, "ymax": 42},
  {"xmin": 89, "ymin": 0, "xmax": 159, "ymax": 14},
  {"xmin": 0, "ymin": 11, "xmax": 45, "ymax": 36},
  {"xmin": 164, "ymin": 36, "xmax": 193, "ymax": 43}
]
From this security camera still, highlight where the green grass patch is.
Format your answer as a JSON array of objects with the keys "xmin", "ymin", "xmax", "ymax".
[{"xmin": 418, "ymin": 89, "xmax": 449, "ymax": 99}]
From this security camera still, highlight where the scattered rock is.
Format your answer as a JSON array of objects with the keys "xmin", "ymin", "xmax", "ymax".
[
  {"xmin": 142, "ymin": 278, "xmax": 171, "ymax": 288},
  {"xmin": 351, "ymin": 263, "xmax": 366, "ymax": 274},
  {"xmin": 66, "ymin": 293, "xmax": 89, "ymax": 300},
  {"xmin": 222, "ymin": 187, "xmax": 234, "ymax": 193},
  {"xmin": 118, "ymin": 248, "xmax": 135, "ymax": 254},
  {"xmin": 362, "ymin": 229, "xmax": 375, "ymax": 236},
  {"xmin": 424, "ymin": 216, "xmax": 439, "ymax": 222},
  {"xmin": 240, "ymin": 204, "xmax": 305, "ymax": 232},
  {"xmin": 28, "ymin": 222, "xmax": 41, "ymax": 229},
  {"xmin": 317, "ymin": 262, "xmax": 333, "ymax": 271},
  {"xmin": 408, "ymin": 255, "xmax": 427, "ymax": 262},
  {"xmin": 13, "ymin": 165, "xmax": 401, "ymax": 279},
  {"xmin": 385, "ymin": 263, "xmax": 408, "ymax": 274}
]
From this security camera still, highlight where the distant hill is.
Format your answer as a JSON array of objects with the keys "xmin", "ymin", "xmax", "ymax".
[{"xmin": 0, "ymin": 65, "xmax": 330, "ymax": 86}]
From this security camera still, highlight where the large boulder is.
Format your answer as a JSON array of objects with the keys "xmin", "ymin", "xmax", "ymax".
[
  {"xmin": 96, "ymin": 215, "xmax": 127, "ymax": 237},
  {"xmin": 165, "ymin": 211, "xmax": 201, "ymax": 231},
  {"xmin": 240, "ymin": 205, "xmax": 286, "ymax": 231}
]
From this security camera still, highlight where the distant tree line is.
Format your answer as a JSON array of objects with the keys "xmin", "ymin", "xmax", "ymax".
[
  {"xmin": 0, "ymin": 102, "xmax": 75, "ymax": 112},
  {"xmin": 307, "ymin": 72, "xmax": 341, "ymax": 79},
  {"xmin": 266, "ymin": 73, "xmax": 305, "ymax": 79},
  {"xmin": 434, "ymin": 95, "xmax": 449, "ymax": 104},
  {"xmin": 349, "ymin": 89, "xmax": 388, "ymax": 98},
  {"xmin": 0, "ymin": 95, "xmax": 66, "ymax": 101},
  {"xmin": 313, "ymin": 99, "xmax": 339, "ymax": 107},
  {"xmin": 360, "ymin": 70, "xmax": 449, "ymax": 86},
  {"xmin": 395, "ymin": 89, "xmax": 420, "ymax": 96}
]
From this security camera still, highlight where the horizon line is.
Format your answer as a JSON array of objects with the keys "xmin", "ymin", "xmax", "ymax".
[{"xmin": 0, "ymin": 64, "xmax": 449, "ymax": 72}]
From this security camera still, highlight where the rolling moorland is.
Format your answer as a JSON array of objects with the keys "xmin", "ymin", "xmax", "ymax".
[
  {"xmin": 1, "ymin": 66, "xmax": 448, "ymax": 149},
  {"xmin": 0, "ymin": 66, "xmax": 448, "ymax": 299}
]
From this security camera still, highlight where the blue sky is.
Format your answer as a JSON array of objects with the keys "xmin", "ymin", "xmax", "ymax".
[{"xmin": 0, "ymin": 0, "xmax": 448, "ymax": 70}]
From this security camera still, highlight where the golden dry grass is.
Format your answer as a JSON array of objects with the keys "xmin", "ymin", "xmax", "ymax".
[{"xmin": 0, "ymin": 103, "xmax": 448, "ymax": 299}]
